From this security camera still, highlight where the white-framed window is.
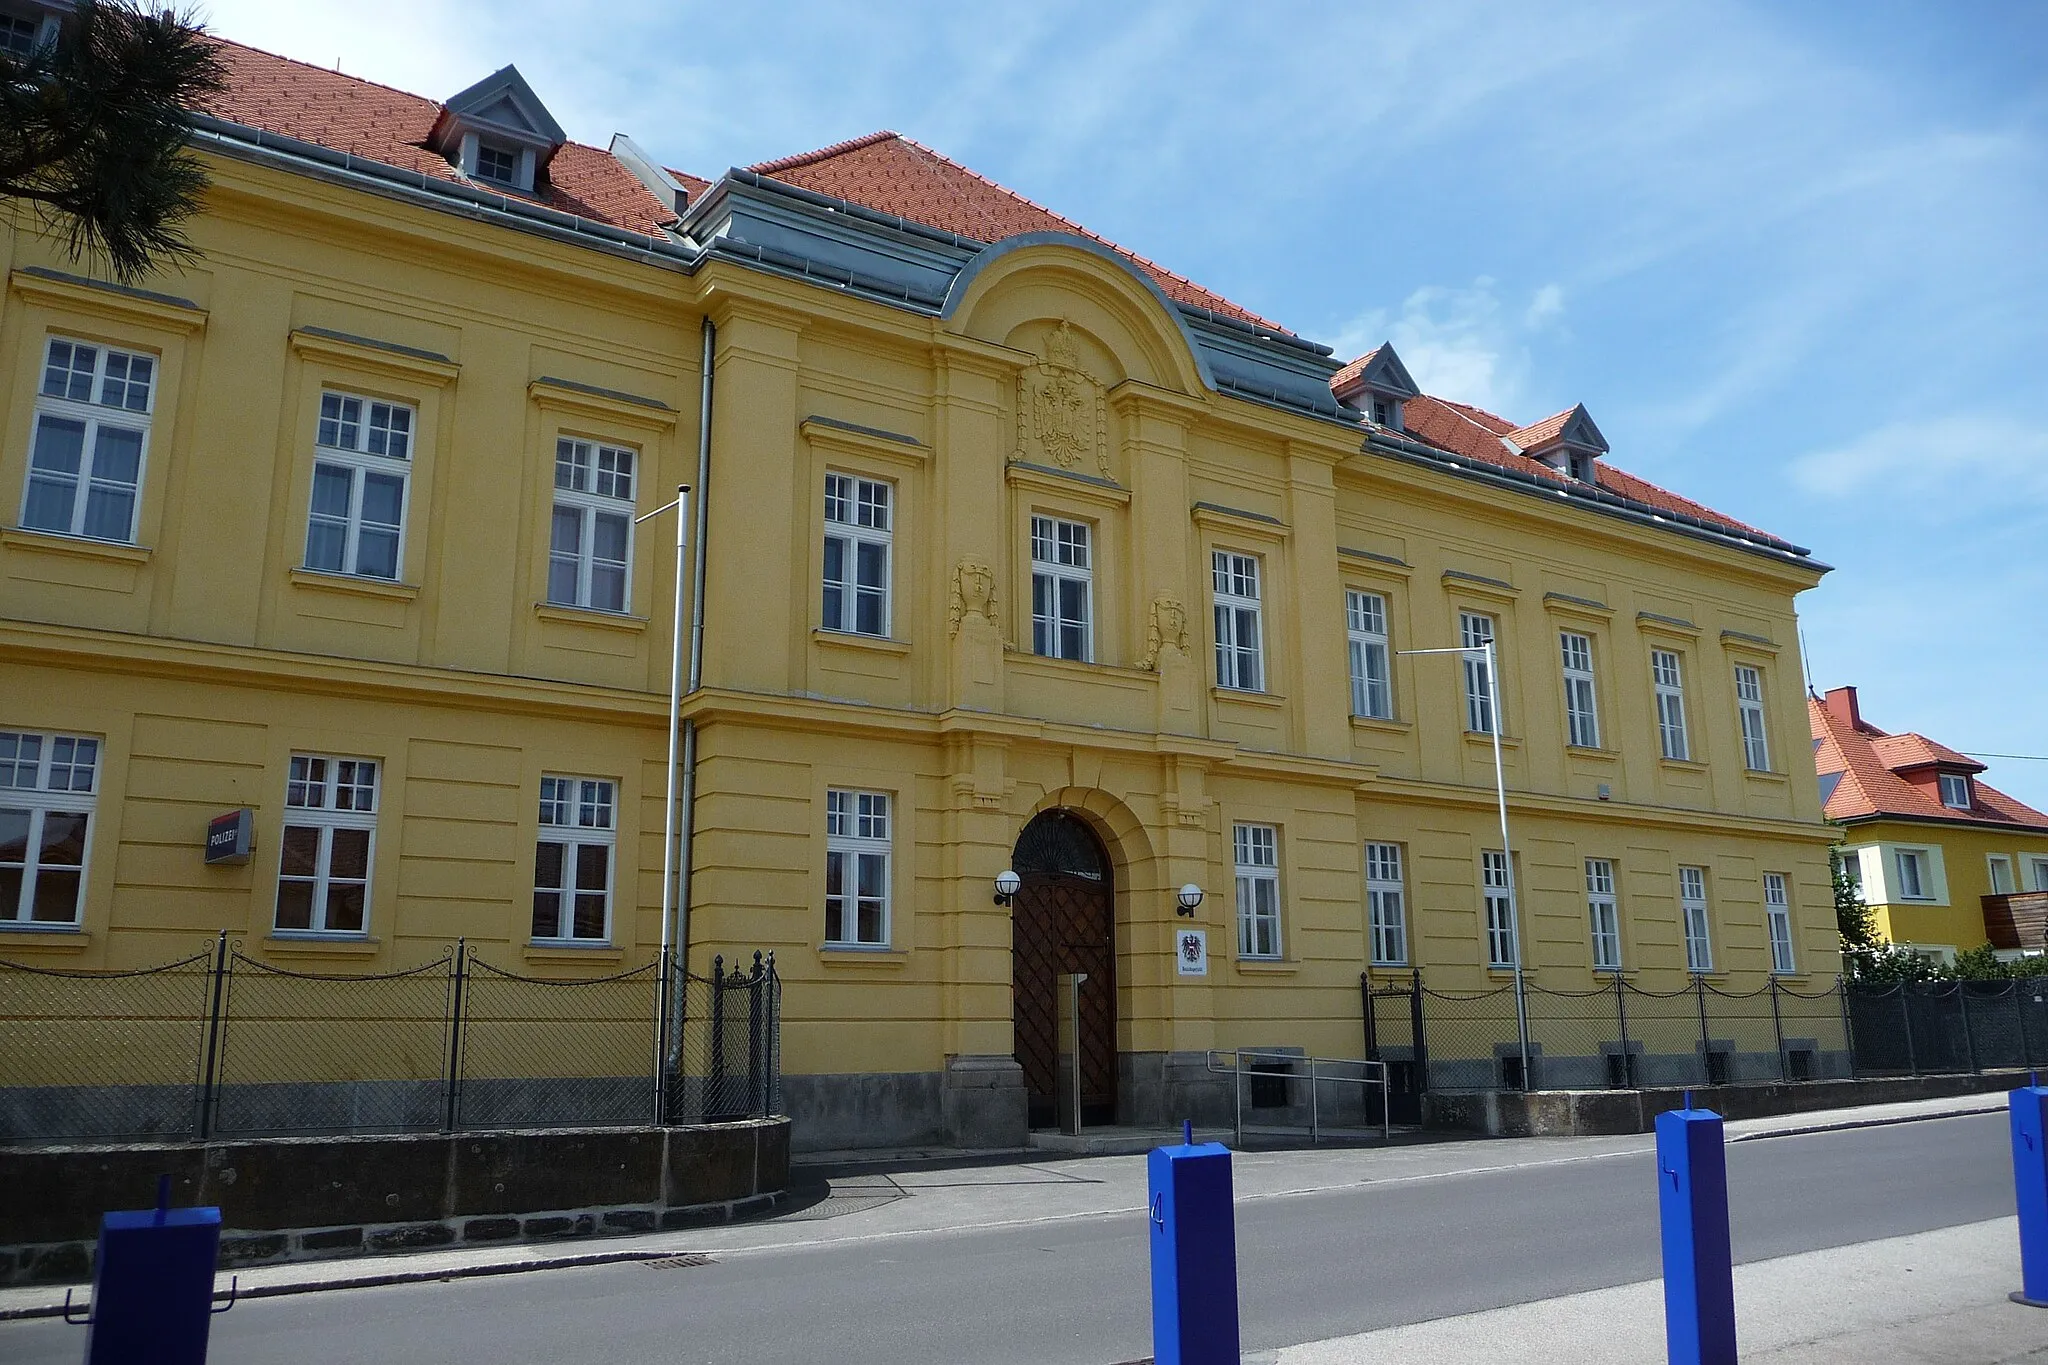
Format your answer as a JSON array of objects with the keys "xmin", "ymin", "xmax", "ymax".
[
  {"xmin": 1234, "ymin": 823, "xmax": 1281, "ymax": 958},
  {"xmin": 1031, "ymin": 515, "xmax": 1092, "ymax": 662},
  {"xmin": 1895, "ymin": 848, "xmax": 1930, "ymax": 900},
  {"xmin": 2029, "ymin": 857, "xmax": 2048, "ymax": 894},
  {"xmin": 1988, "ymin": 855, "xmax": 2016, "ymax": 897},
  {"xmin": 1735, "ymin": 665, "xmax": 1770, "ymax": 771},
  {"xmin": 1481, "ymin": 849, "xmax": 1516, "ymax": 968},
  {"xmin": 1939, "ymin": 773, "xmax": 1971, "ymax": 810},
  {"xmin": 532, "ymin": 777, "xmax": 615, "ymax": 943},
  {"xmin": 549, "ymin": 437, "xmax": 636, "ymax": 613},
  {"xmin": 1461, "ymin": 612, "xmax": 1497, "ymax": 734},
  {"xmin": 1652, "ymin": 650, "xmax": 1689, "ymax": 761},
  {"xmin": 825, "ymin": 789, "xmax": 890, "ymax": 947},
  {"xmin": 305, "ymin": 391, "xmax": 412, "ymax": 580},
  {"xmin": 1764, "ymin": 872, "xmax": 1796, "ymax": 974},
  {"xmin": 1366, "ymin": 841, "xmax": 1406, "ymax": 965},
  {"xmin": 0, "ymin": 12, "xmax": 40, "ymax": 59},
  {"xmin": 1838, "ymin": 847, "xmax": 1865, "ymax": 897},
  {"xmin": 1212, "ymin": 551, "xmax": 1264, "ymax": 691},
  {"xmin": 1560, "ymin": 631, "xmax": 1599, "ymax": 748},
  {"xmin": 1679, "ymin": 865, "xmax": 1712, "ymax": 974},
  {"xmin": 21, "ymin": 337, "xmax": 154, "ymax": 544},
  {"xmin": 822, "ymin": 473, "xmax": 891, "ymax": 637},
  {"xmin": 1587, "ymin": 857, "xmax": 1621, "ymax": 971},
  {"xmin": 0, "ymin": 730, "xmax": 98, "ymax": 926},
  {"xmin": 1347, "ymin": 591, "xmax": 1392, "ymax": 720},
  {"xmin": 276, "ymin": 755, "xmax": 377, "ymax": 935},
  {"xmin": 475, "ymin": 141, "xmax": 520, "ymax": 186}
]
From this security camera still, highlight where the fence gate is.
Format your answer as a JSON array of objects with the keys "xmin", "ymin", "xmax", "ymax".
[{"xmin": 1361, "ymin": 971, "xmax": 1424, "ymax": 1124}]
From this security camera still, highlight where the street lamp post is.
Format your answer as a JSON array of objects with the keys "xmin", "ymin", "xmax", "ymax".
[
  {"xmin": 1396, "ymin": 639, "xmax": 1532, "ymax": 1089},
  {"xmin": 635, "ymin": 483, "xmax": 690, "ymax": 1121}
]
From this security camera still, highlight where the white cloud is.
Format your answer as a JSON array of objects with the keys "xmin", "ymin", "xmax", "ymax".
[
  {"xmin": 1524, "ymin": 283, "xmax": 1566, "ymax": 330},
  {"xmin": 1326, "ymin": 277, "xmax": 1559, "ymax": 415},
  {"xmin": 1790, "ymin": 415, "xmax": 2048, "ymax": 516}
]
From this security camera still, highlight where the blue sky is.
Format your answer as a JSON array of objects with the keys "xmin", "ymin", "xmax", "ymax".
[{"xmin": 205, "ymin": 1, "xmax": 2048, "ymax": 808}]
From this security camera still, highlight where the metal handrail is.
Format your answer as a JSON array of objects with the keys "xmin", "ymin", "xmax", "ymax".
[{"xmin": 1206, "ymin": 1048, "xmax": 1390, "ymax": 1146}]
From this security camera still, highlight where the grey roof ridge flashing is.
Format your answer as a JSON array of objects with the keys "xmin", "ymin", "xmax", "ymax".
[
  {"xmin": 188, "ymin": 115, "xmax": 702, "ymax": 267},
  {"xmin": 703, "ymin": 237, "xmax": 948, "ymax": 310},
  {"xmin": 1362, "ymin": 430, "xmax": 1820, "ymax": 565},
  {"xmin": 1176, "ymin": 302, "xmax": 1329, "ymax": 357},
  {"xmin": 717, "ymin": 168, "xmax": 985, "ymax": 254},
  {"xmin": 1213, "ymin": 374, "xmax": 1362, "ymax": 423}
]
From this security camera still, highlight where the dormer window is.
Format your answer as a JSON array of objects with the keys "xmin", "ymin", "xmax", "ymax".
[
  {"xmin": 1, "ymin": 13, "xmax": 38, "ymax": 58},
  {"xmin": 1370, "ymin": 396, "xmax": 1403, "ymax": 430},
  {"xmin": 0, "ymin": 1, "xmax": 62, "ymax": 60},
  {"xmin": 1569, "ymin": 451, "xmax": 1595, "ymax": 483},
  {"xmin": 475, "ymin": 141, "xmax": 519, "ymax": 186},
  {"xmin": 1333, "ymin": 342, "xmax": 1419, "ymax": 431},
  {"xmin": 1939, "ymin": 773, "xmax": 1971, "ymax": 809}
]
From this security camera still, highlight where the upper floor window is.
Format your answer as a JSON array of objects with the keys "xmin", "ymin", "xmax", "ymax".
[
  {"xmin": 1678, "ymin": 865, "xmax": 1712, "ymax": 973},
  {"xmin": 1460, "ymin": 612, "xmax": 1497, "ymax": 734},
  {"xmin": 825, "ymin": 789, "xmax": 890, "ymax": 947},
  {"xmin": 1212, "ymin": 551, "xmax": 1264, "ymax": 692},
  {"xmin": 1987, "ymin": 855, "xmax": 2015, "ymax": 896},
  {"xmin": 1838, "ymin": 848, "xmax": 1864, "ymax": 897},
  {"xmin": 1365, "ymin": 841, "xmax": 1406, "ymax": 966},
  {"xmin": 550, "ymin": 437, "xmax": 635, "ymax": 612},
  {"xmin": 1938, "ymin": 773, "xmax": 1971, "ymax": 810},
  {"xmin": 1481, "ymin": 849, "xmax": 1516, "ymax": 968},
  {"xmin": 1560, "ymin": 631, "xmax": 1599, "ymax": 748},
  {"xmin": 1734, "ymin": 665, "xmax": 1770, "ymax": 771},
  {"xmin": 2029, "ymin": 856, "xmax": 2048, "ymax": 894},
  {"xmin": 475, "ymin": 141, "xmax": 520, "ymax": 186},
  {"xmin": 1031, "ymin": 515, "xmax": 1092, "ymax": 662},
  {"xmin": 0, "ymin": 12, "xmax": 39, "ymax": 59},
  {"xmin": 21, "ymin": 338, "xmax": 154, "ymax": 544},
  {"xmin": 306, "ymin": 391, "xmax": 412, "ymax": 580},
  {"xmin": 1347, "ymin": 591, "xmax": 1392, "ymax": 720},
  {"xmin": 533, "ymin": 777, "xmax": 615, "ymax": 943},
  {"xmin": 1651, "ymin": 650, "xmax": 1689, "ymax": 761},
  {"xmin": 822, "ymin": 473, "xmax": 891, "ymax": 636},
  {"xmin": 1234, "ymin": 822, "xmax": 1282, "ymax": 959},
  {"xmin": 1586, "ymin": 858, "xmax": 1620, "ymax": 971},
  {"xmin": 277, "ymin": 755, "xmax": 377, "ymax": 936},
  {"xmin": 1895, "ymin": 848, "xmax": 1931, "ymax": 900},
  {"xmin": 0, "ymin": 729, "xmax": 98, "ymax": 927},
  {"xmin": 1764, "ymin": 872, "xmax": 1796, "ymax": 974}
]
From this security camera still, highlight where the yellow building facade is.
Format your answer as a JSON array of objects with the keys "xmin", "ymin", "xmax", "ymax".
[{"xmin": 1, "ymin": 47, "xmax": 1840, "ymax": 1148}]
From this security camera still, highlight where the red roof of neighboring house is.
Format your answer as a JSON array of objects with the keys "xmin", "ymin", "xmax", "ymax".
[
  {"xmin": 1811, "ymin": 688, "xmax": 2048, "ymax": 829},
  {"xmin": 746, "ymin": 131, "xmax": 1283, "ymax": 331},
  {"xmin": 1388, "ymin": 393, "xmax": 1772, "ymax": 542},
  {"xmin": 203, "ymin": 41, "xmax": 676, "ymax": 236}
]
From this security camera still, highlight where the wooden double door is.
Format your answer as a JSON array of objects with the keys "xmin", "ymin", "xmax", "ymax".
[{"xmin": 1010, "ymin": 812, "xmax": 1116, "ymax": 1128}]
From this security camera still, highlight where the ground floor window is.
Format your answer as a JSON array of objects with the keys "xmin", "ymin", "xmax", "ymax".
[
  {"xmin": 0, "ymin": 729, "xmax": 98, "ymax": 926},
  {"xmin": 533, "ymin": 776, "xmax": 615, "ymax": 942},
  {"xmin": 1235, "ymin": 823, "xmax": 1281, "ymax": 959},
  {"xmin": 1481, "ymin": 850, "xmax": 1515, "ymax": 967},
  {"xmin": 1764, "ymin": 872, "xmax": 1796, "ymax": 974},
  {"xmin": 826, "ymin": 789, "xmax": 890, "ymax": 946},
  {"xmin": 1586, "ymin": 858, "xmax": 1620, "ymax": 971},
  {"xmin": 277, "ymin": 754, "xmax": 377, "ymax": 935},
  {"xmin": 1366, "ymin": 842, "xmax": 1405, "ymax": 965}
]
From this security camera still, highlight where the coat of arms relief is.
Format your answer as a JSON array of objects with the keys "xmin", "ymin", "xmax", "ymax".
[{"xmin": 1013, "ymin": 320, "xmax": 1110, "ymax": 478}]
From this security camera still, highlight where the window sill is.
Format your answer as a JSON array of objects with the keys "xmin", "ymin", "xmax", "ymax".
[
  {"xmin": 534, "ymin": 602, "xmax": 648, "ymax": 633},
  {"xmin": 1, "ymin": 527, "xmax": 152, "ymax": 565},
  {"xmin": 524, "ymin": 942, "xmax": 624, "ymax": 965},
  {"xmin": 1007, "ymin": 650, "xmax": 1156, "ymax": 683},
  {"xmin": 263, "ymin": 934, "xmax": 379, "ymax": 957},
  {"xmin": 812, "ymin": 628, "xmax": 911, "ymax": 656},
  {"xmin": 1349, "ymin": 714, "xmax": 1411, "ymax": 735},
  {"xmin": 291, "ymin": 567, "xmax": 420, "ymax": 601},
  {"xmin": 1565, "ymin": 744, "xmax": 1620, "ymax": 763},
  {"xmin": 1743, "ymin": 768, "xmax": 1789, "ymax": 784},
  {"xmin": 1658, "ymin": 757, "xmax": 1710, "ymax": 773},
  {"xmin": 817, "ymin": 945, "xmax": 909, "ymax": 968},
  {"xmin": 1234, "ymin": 958, "xmax": 1297, "ymax": 975},
  {"xmin": 1462, "ymin": 730, "xmax": 1521, "ymax": 750},
  {"xmin": 0, "ymin": 925, "xmax": 91, "ymax": 952},
  {"xmin": 1211, "ymin": 686, "xmax": 1285, "ymax": 709}
]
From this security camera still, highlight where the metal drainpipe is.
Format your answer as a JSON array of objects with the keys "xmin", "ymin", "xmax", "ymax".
[{"xmin": 671, "ymin": 317, "xmax": 714, "ymax": 1030}]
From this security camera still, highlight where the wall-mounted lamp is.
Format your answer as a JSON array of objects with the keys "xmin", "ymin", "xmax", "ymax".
[
  {"xmin": 993, "ymin": 869, "xmax": 1021, "ymax": 906},
  {"xmin": 1175, "ymin": 883, "xmax": 1204, "ymax": 918}
]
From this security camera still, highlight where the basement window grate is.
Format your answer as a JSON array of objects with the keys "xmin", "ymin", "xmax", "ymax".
[{"xmin": 643, "ymin": 1253, "xmax": 714, "ymax": 1270}]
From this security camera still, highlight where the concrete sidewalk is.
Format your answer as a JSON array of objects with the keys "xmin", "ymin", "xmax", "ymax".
[
  {"xmin": 0, "ymin": 1090, "xmax": 2014, "ymax": 1324},
  {"xmin": 1265, "ymin": 1218, "xmax": 2044, "ymax": 1364}
]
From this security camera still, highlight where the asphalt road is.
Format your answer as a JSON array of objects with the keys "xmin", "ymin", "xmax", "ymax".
[{"xmin": 1, "ymin": 1113, "xmax": 2011, "ymax": 1365}]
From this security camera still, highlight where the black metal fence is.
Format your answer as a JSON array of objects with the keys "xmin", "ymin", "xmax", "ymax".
[
  {"xmin": 1364, "ymin": 972, "xmax": 1855, "ymax": 1098},
  {"xmin": 0, "ymin": 936, "xmax": 780, "ymax": 1145},
  {"xmin": 1844, "ymin": 978, "xmax": 2048, "ymax": 1076}
]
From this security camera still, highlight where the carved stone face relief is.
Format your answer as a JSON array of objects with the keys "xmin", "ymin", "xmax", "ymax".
[
  {"xmin": 949, "ymin": 557, "xmax": 999, "ymax": 637},
  {"xmin": 1142, "ymin": 592, "xmax": 1189, "ymax": 671},
  {"xmin": 1014, "ymin": 319, "xmax": 1110, "ymax": 477}
]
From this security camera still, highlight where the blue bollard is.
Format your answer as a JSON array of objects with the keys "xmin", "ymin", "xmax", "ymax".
[
  {"xmin": 1656, "ymin": 1096, "xmax": 1737, "ymax": 1365},
  {"xmin": 77, "ymin": 1177, "xmax": 228, "ymax": 1365},
  {"xmin": 2013, "ymin": 1076, "xmax": 2048, "ymax": 1310},
  {"xmin": 1148, "ymin": 1120, "xmax": 1239, "ymax": 1365}
]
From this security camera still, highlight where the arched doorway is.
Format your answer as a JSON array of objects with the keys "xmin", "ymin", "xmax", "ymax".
[{"xmin": 1010, "ymin": 809, "xmax": 1116, "ymax": 1127}]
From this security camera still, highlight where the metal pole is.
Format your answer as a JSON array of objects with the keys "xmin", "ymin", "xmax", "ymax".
[
  {"xmin": 1485, "ymin": 640, "xmax": 1533, "ymax": 1091},
  {"xmin": 1838, "ymin": 978, "xmax": 1859, "ymax": 1080},
  {"xmin": 1695, "ymin": 973, "xmax": 1713, "ymax": 1087},
  {"xmin": 444, "ymin": 939, "xmax": 467, "ymax": 1133},
  {"xmin": 646, "ymin": 486, "xmax": 690, "ymax": 972},
  {"xmin": 652, "ymin": 944, "xmax": 671, "ymax": 1125},
  {"xmin": 196, "ymin": 931, "xmax": 229, "ymax": 1141},
  {"xmin": 1234, "ymin": 1053, "xmax": 1244, "ymax": 1149},
  {"xmin": 1309, "ymin": 1055, "xmax": 1319, "ymax": 1144},
  {"xmin": 1961, "ymin": 982, "xmax": 1979, "ymax": 1073},
  {"xmin": 1768, "ymin": 976, "xmax": 1787, "ymax": 1081},
  {"xmin": 1614, "ymin": 972, "xmax": 1632, "ymax": 1088},
  {"xmin": 1901, "ymin": 985, "xmax": 1918, "ymax": 1075},
  {"xmin": 1066, "ymin": 972, "xmax": 1087, "ymax": 1137}
]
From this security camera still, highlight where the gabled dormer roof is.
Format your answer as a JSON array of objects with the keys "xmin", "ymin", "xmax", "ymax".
[
  {"xmin": 1508, "ymin": 403, "xmax": 1608, "ymax": 457},
  {"xmin": 1810, "ymin": 688, "xmax": 2046, "ymax": 829},
  {"xmin": 429, "ymin": 64, "xmax": 566, "ymax": 164},
  {"xmin": 1330, "ymin": 343, "xmax": 1421, "ymax": 404}
]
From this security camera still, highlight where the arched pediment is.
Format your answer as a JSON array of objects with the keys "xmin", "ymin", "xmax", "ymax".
[{"xmin": 942, "ymin": 232, "xmax": 1215, "ymax": 397}]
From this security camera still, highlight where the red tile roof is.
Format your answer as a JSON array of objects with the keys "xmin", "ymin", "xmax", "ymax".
[
  {"xmin": 1329, "ymin": 346, "xmax": 1382, "ymax": 394},
  {"xmin": 1810, "ymin": 692, "xmax": 2048, "ymax": 829},
  {"xmin": 746, "ymin": 131, "xmax": 1283, "ymax": 331},
  {"xmin": 1388, "ymin": 393, "xmax": 1773, "ymax": 542},
  {"xmin": 203, "ymin": 41, "xmax": 676, "ymax": 236},
  {"xmin": 1506, "ymin": 410, "xmax": 1574, "ymax": 451}
]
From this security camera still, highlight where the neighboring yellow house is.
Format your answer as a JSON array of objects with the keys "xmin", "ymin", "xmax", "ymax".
[
  {"xmin": 1, "ymin": 39, "xmax": 1840, "ymax": 1149},
  {"xmin": 1812, "ymin": 688, "xmax": 2048, "ymax": 960}
]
